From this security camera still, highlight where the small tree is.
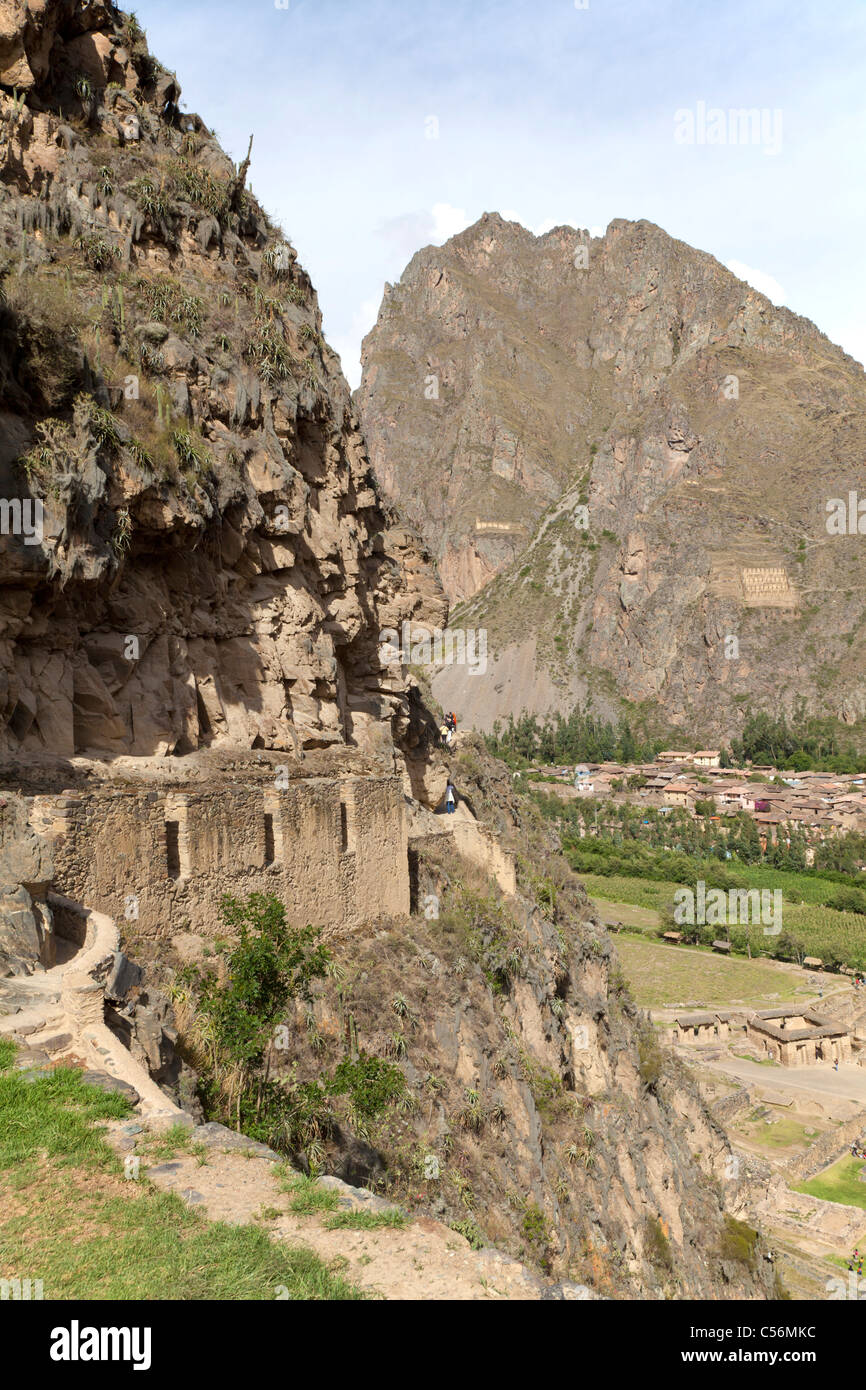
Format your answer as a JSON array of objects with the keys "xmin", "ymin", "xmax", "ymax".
[{"xmin": 185, "ymin": 893, "xmax": 332, "ymax": 1130}]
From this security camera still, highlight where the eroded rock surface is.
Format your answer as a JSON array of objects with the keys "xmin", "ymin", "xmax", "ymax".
[
  {"xmin": 0, "ymin": 0, "xmax": 445, "ymax": 763},
  {"xmin": 358, "ymin": 212, "xmax": 866, "ymax": 737}
]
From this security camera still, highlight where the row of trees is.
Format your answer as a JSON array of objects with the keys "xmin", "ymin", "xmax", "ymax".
[
  {"xmin": 485, "ymin": 702, "xmax": 866, "ymax": 774},
  {"xmin": 730, "ymin": 706, "xmax": 866, "ymax": 773},
  {"xmin": 533, "ymin": 791, "xmax": 866, "ymax": 882},
  {"xmin": 485, "ymin": 709, "xmax": 661, "ymax": 766}
]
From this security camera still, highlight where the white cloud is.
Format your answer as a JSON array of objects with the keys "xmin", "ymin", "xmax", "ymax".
[
  {"xmin": 725, "ymin": 259, "xmax": 787, "ymax": 306},
  {"xmin": 331, "ymin": 296, "xmax": 380, "ymax": 390},
  {"xmin": 431, "ymin": 202, "xmax": 470, "ymax": 241},
  {"xmin": 375, "ymin": 202, "xmax": 471, "ymax": 259}
]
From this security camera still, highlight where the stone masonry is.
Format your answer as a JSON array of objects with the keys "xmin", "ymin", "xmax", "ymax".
[{"xmin": 30, "ymin": 772, "xmax": 409, "ymax": 944}]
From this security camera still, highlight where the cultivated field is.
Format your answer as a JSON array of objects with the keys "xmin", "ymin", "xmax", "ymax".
[
  {"xmin": 611, "ymin": 931, "xmax": 816, "ymax": 1010},
  {"xmin": 582, "ymin": 872, "xmax": 866, "ymax": 969}
]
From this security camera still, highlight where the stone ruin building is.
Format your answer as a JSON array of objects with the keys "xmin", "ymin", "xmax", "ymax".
[{"xmin": 746, "ymin": 1007, "xmax": 852, "ymax": 1067}]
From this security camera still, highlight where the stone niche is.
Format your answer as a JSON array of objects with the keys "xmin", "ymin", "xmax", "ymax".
[{"xmin": 36, "ymin": 773, "xmax": 409, "ymax": 944}]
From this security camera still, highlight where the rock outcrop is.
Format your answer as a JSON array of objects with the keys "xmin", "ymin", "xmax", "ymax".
[
  {"xmin": 0, "ymin": 0, "xmax": 445, "ymax": 764},
  {"xmin": 358, "ymin": 212, "xmax": 866, "ymax": 739}
]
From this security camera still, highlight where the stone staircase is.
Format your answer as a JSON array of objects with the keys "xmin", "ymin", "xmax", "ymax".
[{"xmin": 0, "ymin": 892, "xmax": 185, "ymax": 1125}]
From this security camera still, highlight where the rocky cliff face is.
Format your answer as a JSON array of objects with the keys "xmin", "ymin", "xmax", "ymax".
[
  {"xmin": 0, "ymin": 0, "xmax": 445, "ymax": 765},
  {"xmin": 358, "ymin": 213, "xmax": 866, "ymax": 739}
]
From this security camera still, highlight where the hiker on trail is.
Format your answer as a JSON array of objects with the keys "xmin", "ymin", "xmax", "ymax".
[
  {"xmin": 834, "ymin": 1059, "xmax": 839, "ymax": 1072},
  {"xmin": 445, "ymin": 781, "xmax": 457, "ymax": 814},
  {"xmin": 450, "ymin": 712, "xmax": 458, "ymax": 735},
  {"xmin": 439, "ymin": 721, "xmax": 453, "ymax": 747}
]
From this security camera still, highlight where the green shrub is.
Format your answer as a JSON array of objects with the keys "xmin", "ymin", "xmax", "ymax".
[
  {"xmin": 720, "ymin": 1215, "xmax": 759, "ymax": 1268},
  {"xmin": 129, "ymin": 175, "xmax": 174, "ymax": 221},
  {"xmin": 73, "ymin": 231, "xmax": 120, "ymax": 271},
  {"xmin": 450, "ymin": 1217, "xmax": 485, "ymax": 1250},
  {"xmin": 520, "ymin": 1202, "xmax": 551, "ymax": 1249},
  {"xmin": 136, "ymin": 274, "xmax": 204, "ymax": 335},
  {"xmin": 180, "ymin": 894, "xmax": 332, "ymax": 1133},
  {"xmin": 329, "ymin": 1052, "xmax": 405, "ymax": 1120},
  {"xmin": 645, "ymin": 1216, "xmax": 674, "ymax": 1270},
  {"xmin": 166, "ymin": 159, "xmax": 231, "ymax": 217},
  {"xmin": 637, "ymin": 1031, "xmax": 664, "ymax": 1091},
  {"xmin": 171, "ymin": 426, "xmax": 212, "ymax": 476}
]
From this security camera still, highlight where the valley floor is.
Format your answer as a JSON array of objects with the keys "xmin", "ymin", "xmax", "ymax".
[{"xmin": 613, "ymin": 933, "xmax": 866, "ymax": 1301}]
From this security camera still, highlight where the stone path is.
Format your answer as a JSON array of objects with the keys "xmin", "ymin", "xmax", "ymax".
[{"xmin": 0, "ymin": 894, "xmax": 185, "ymax": 1124}]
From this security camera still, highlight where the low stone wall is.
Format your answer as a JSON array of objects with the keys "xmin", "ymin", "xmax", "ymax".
[
  {"xmin": 711, "ymin": 1087, "xmax": 752, "ymax": 1125},
  {"xmin": 446, "ymin": 817, "xmax": 518, "ymax": 896},
  {"xmin": 783, "ymin": 1114, "xmax": 866, "ymax": 1183}
]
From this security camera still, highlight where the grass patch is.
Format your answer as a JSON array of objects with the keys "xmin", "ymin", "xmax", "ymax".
[
  {"xmin": 0, "ymin": 1049, "xmax": 362, "ymax": 1299},
  {"xmin": 279, "ymin": 1174, "xmax": 341, "ymax": 1215},
  {"xmin": 611, "ymin": 931, "xmax": 812, "ymax": 1010},
  {"xmin": 734, "ymin": 1113, "xmax": 824, "ymax": 1154},
  {"xmin": 137, "ymin": 1123, "xmax": 208, "ymax": 1164},
  {"xmin": 645, "ymin": 1215, "xmax": 674, "ymax": 1271},
  {"xmin": 795, "ymin": 1156, "xmax": 866, "ymax": 1212},
  {"xmin": 323, "ymin": 1209, "xmax": 407, "ymax": 1232},
  {"xmin": 581, "ymin": 868, "xmax": 866, "ymax": 971},
  {"xmin": 720, "ymin": 1215, "xmax": 759, "ymax": 1268}
]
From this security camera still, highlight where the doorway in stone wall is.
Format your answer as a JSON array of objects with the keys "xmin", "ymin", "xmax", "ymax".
[{"xmin": 263, "ymin": 796, "xmax": 283, "ymax": 867}]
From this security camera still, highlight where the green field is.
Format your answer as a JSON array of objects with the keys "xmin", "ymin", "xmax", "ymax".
[
  {"xmin": 733, "ymin": 1110, "xmax": 828, "ymax": 1155},
  {"xmin": 612, "ymin": 932, "xmax": 813, "ymax": 1009},
  {"xmin": 795, "ymin": 1156, "xmax": 866, "ymax": 1211},
  {"xmin": 582, "ymin": 872, "xmax": 866, "ymax": 968}
]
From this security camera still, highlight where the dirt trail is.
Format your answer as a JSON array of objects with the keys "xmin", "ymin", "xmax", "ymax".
[{"xmin": 102, "ymin": 1121, "xmax": 594, "ymax": 1301}]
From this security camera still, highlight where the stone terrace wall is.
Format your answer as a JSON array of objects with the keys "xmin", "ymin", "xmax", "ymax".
[
  {"xmin": 36, "ymin": 774, "xmax": 408, "ymax": 944},
  {"xmin": 782, "ymin": 1114, "xmax": 866, "ymax": 1184}
]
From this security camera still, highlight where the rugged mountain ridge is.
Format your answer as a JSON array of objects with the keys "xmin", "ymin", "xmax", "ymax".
[
  {"xmin": 0, "ymin": 0, "xmax": 445, "ymax": 767},
  {"xmin": 358, "ymin": 213, "xmax": 866, "ymax": 739}
]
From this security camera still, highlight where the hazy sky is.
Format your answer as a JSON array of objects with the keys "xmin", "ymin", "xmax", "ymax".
[{"xmin": 137, "ymin": 0, "xmax": 866, "ymax": 387}]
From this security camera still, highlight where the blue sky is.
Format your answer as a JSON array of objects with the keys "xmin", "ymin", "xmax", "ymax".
[{"xmin": 138, "ymin": 0, "xmax": 866, "ymax": 386}]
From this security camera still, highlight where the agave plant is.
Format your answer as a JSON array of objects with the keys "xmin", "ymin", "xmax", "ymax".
[{"xmin": 111, "ymin": 507, "xmax": 133, "ymax": 555}]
